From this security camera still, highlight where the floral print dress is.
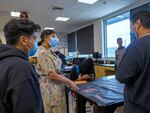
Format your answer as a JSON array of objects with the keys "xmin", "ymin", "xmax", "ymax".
[{"xmin": 37, "ymin": 46, "xmax": 67, "ymax": 113}]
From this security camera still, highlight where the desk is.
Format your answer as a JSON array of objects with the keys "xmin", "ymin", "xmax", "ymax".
[
  {"xmin": 95, "ymin": 64, "xmax": 115, "ymax": 78},
  {"xmin": 75, "ymin": 75, "xmax": 124, "ymax": 113}
]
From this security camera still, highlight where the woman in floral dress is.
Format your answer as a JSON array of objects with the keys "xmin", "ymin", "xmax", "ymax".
[{"xmin": 36, "ymin": 29, "xmax": 78, "ymax": 113}]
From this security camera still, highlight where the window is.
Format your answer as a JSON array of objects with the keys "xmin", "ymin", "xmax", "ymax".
[{"xmin": 104, "ymin": 12, "xmax": 131, "ymax": 57}]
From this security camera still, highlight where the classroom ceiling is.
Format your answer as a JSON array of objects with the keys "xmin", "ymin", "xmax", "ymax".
[{"xmin": 0, "ymin": 0, "xmax": 140, "ymax": 33}]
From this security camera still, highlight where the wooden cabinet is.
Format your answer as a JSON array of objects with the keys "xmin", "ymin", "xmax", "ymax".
[{"xmin": 94, "ymin": 64, "xmax": 115, "ymax": 78}]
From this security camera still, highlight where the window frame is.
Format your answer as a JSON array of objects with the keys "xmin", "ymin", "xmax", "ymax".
[{"xmin": 103, "ymin": 11, "xmax": 130, "ymax": 58}]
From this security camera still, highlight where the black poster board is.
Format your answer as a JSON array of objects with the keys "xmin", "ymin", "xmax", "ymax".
[
  {"xmin": 77, "ymin": 25, "xmax": 94, "ymax": 54},
  {"xmin": 67, "ymin": 32, "xmax": 76, "ymax": 52}
]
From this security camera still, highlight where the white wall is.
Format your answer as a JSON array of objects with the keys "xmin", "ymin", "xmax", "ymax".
[
  {"xmin": 56, "ymin": 32, "xmax": 68, "ymax": 49},
  {"xmin": 56, "ymin": 32, "xmax": 68, "ymax": 56},
  {"xmin": 93, "ymin": 19, "xmax": 102, "ymax": 53},
  {"xmin": 0, "ymin": 30, "xmax": 6, "ymax": 44}
]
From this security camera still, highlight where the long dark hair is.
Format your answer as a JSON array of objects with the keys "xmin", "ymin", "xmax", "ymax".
[
  {"xmin": 80, "ymin": 58, "xmax": 95, "ymax": 75},
  {"xmin": 38, "ymin": 29, "xmax": 55, "ymax": 46},
  {"xmin": 70, "ymin": 58, "xmax": 95, "ymax": 81}
]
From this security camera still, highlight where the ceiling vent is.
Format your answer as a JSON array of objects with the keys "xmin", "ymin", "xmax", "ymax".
[{"xmin": 52, "ymin": 7, "xmax": 64, "ymax": 11}]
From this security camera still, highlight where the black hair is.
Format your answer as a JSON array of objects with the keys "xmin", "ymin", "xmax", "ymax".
[
  {"xmin": 130, "ymin": 10, "xmax": 150, "ymax": 28},
  {"xmin": 70, "ymin": 58, "xmax": 95, "ymax": 81},
  {"xmin": 3, "ymin": 18, "xmax": 41, "ymax": 45},
  {"xmin": 72, "ymin": 58, "xmax": 82, "ymax": 65},
  {"xmin": 38, "ymin": 29, "xmax": 55, "ymax": 46},
  {"xmin": 20, "ymin": 11, "xmax": 28, "ymax": 18},
  {"xmin": 80, "ymin": 58, "xmax": 95, "ymax": 75},
  {"xmin": 117, "ymin": 38, "xmax": 122, "ymax": 42}
]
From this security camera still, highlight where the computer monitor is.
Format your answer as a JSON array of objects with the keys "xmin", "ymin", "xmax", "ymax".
[{"xmin": 93, "ymin": 52, "xmax": 102, "ymax": 59}]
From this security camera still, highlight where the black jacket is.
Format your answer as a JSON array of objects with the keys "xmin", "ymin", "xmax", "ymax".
[
  {"xmin": 0, "ymin": 45, "xmax": 44, "ymax": 113},
  {"xmin": 116, "ymin": 35, "xmax": 150, "ymax": 113}
]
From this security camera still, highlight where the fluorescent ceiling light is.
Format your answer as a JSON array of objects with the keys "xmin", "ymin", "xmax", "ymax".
[
  {"xmin": 55, "ymin": 17, "xmax": 70, "ymax": 21},
  {"xmin": 11, "ymin": 11, "xmax": 20, "ymax": 17},
  {"xmin": 78, "ymin": 0, "xmax": 98, "ymax": 4},
  {"xmin": 117, "ymin": 15, "xmax": 124, "ymax": 18},
  {"xmin": 44, "ymin": 27, "xmax": 55, "ymax": 30}
]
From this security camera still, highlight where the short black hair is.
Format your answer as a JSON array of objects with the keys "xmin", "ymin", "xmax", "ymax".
[
  {"xmin": 38, "ymin": 29, "xmax": 55, "ymax": 46},
  {"xmin": 3, "ymin": 19, "xmax": 40, "ymax": 45},
  {"xmin": 20, "ymin": 11, "xmax": 28, "ymax": 18},
  {"xmin": 130, "ymin": 10, "xmax": 150, "ymax": 28},
  {"xmin": 117, "ymin": 38, "xmax": 122, "ymax": 42}
]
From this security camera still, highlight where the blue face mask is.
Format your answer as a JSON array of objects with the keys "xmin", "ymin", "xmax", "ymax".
[
  {"xmin": 28, "ymin": 41, "xmax": 38, "ymax": 56},
  {"xmin": 130, "ymin": 31, "xmax": 138, "ymax": 41},
  {"xmin": 49, "ymin": 37, "xmax": 59, "ymax": 47}
]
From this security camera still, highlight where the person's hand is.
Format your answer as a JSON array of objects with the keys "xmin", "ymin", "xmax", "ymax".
[
  {"xmin": 69, "ymin": 81, "xmax": 79, "ymax": 91},
  {"xmin": 78, "ymin": 74, "xmax": 91, "ymax": 81}
]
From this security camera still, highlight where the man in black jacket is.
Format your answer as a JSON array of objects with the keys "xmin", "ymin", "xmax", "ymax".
[
  {"xmin": 116, "ymin": 10, "xmax": 150, "ymax": 113},
  {"xmin": 0, "ymin": 19, "xmax": 44, "ymax": 113}
]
